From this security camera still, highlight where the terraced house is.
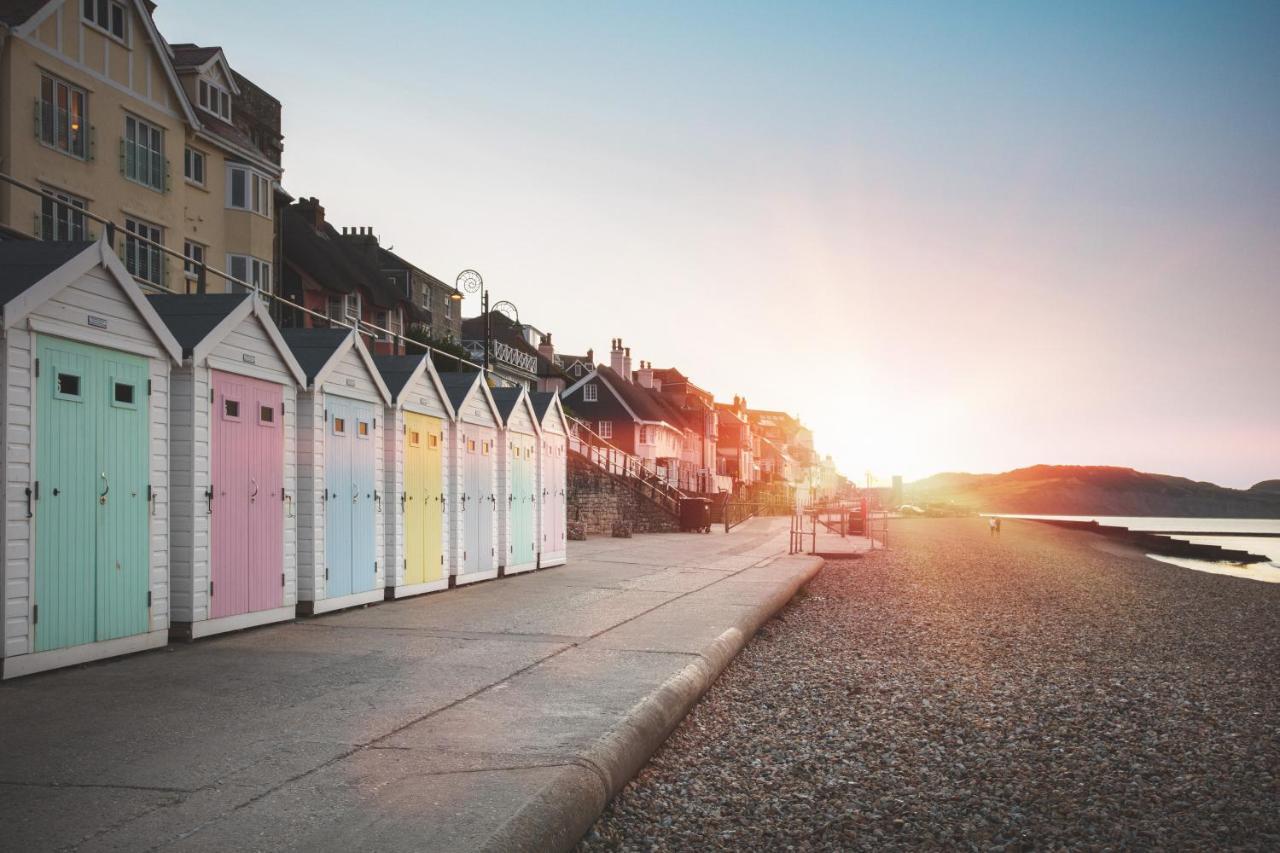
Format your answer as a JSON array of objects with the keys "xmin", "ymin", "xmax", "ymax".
[{"xmin": 0, "ymin": 0, "xmax": 282, "ymax": 294}]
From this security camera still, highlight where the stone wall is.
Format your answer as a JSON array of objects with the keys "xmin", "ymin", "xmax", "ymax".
[{"xmin": 567, "ymin": 454, "xmax": 680, "ymax": 536}]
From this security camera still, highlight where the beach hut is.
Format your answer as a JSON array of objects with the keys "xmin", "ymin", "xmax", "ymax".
[
  {"xmin": 373, "ymin": 353, "xmax": 455, "ymax": 599},
  {"xmin": 439, "ymin": 372, "xmax": 502, "ymax": 584},
  {"xmin": 0, "ymin": 240, "xmax": 181, "ymax": 679},
  {"xmin": 149, "ymin": 294, "xmax": 307, "ymax": 639},
  {"xmin": 532, "ymin": 392, "xmax": 570, "ymax": 568},
  {"xmin": 283, "ymin": 328, "xmax": 392, "ymax": 615},
  {"xmin": 491, "ymin": 386, "xmax": 541, "ymax": 575}
]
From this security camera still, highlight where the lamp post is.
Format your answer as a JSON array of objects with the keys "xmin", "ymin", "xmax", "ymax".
[{"xmin": 454, "ymin": 270, "xmax": 487, "ymax": 371}]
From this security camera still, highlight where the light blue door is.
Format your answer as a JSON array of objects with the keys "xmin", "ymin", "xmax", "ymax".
[
  {"xmin": 324, "ymin": 397, "xmax": 353, "ymax": 597},
  {"xmin": 349, "ymin": 401, "xmax": 378, "ymax": 593}
]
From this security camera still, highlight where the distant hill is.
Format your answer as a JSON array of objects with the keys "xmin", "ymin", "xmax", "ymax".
[{"xmin": 908, "ymin": 465, "xmax": 1280, "ymax": 518}]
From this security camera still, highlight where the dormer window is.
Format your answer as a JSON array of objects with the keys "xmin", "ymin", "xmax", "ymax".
[
  {"xmin": 83, "ymin": 0, "xmax": 126, "ymax": 42},
  {"xmin": 198, "ymin": 79, "xmax": 231, "ymax": 122}
]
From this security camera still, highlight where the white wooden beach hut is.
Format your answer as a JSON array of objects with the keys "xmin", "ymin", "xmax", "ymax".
[
  {"xmin": 0, "ymin": 240, "xmax": 181, "ymax": 679},
  {"xmin": 373, "ymin": 353, "xmax": 456, "ymax": 599},
  {"xmin": 282, "ymin": 328, "xmax": 392, "ymax": 615},
  {"xmin": 491, "ymin": 386, "xmax": 541, "ymax": 576},
  {"xmin": 438, "ymin": 372, "xmax": 502, "ymax": 584},
  {"xmin": 532, "ymin": 392, "xmax": 570, "ymax": 568},
  {"xmin": 149, "ymin": 294, "xmax": 306, "ymax": 639}
]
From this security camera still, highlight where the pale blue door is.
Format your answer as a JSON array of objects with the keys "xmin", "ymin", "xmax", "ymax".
[
  {"xmin": 349, "ymin": 401, "xmax": 378, "ymax": 593},
  {"xmin": 325, "ymin": 397, "xmax": 353, "ymax": 598}
]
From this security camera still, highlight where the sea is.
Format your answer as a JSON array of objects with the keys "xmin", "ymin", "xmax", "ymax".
[{"xmin": 992, "ymin": 515, "xmax": 1280, "ymax": 583}]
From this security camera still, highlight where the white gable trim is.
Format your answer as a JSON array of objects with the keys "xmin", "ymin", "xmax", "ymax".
[
  {"xmin": 3, "ymin": 239, "xmax": 182, "ymax": 363},
  {"xmin": 193, "ymin": 49, "xmax": 241, "ymax": 95},
  {"xmin": 539, "ymin": 394, "xmax": 571, "ymax": 435},
  {"xmin": 562, "ymin": 369, "xmax": 595, "ymax": 398},
  {"xmin": 590, "ymin": 371, "xmax": 642, "ymax": 424},
  {"xmin": 499, "ymin": 388, "xmax": 543, "ymax": 437},
  {"xmin": 450, "ymin": 372, "xmax": 503, "ymax": 425},
  {"xmin": 188, "ymin": 297, "xmax": 306, "ymax": 386},
  {"xmin": 390, "ymin": 353, "xmax": 457, "ymax": 419},
  {"xmin": 311, "ymin": 330, "xmax": 392, "ymax": 403}
]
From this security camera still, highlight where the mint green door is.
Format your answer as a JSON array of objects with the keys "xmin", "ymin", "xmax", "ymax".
[{"xmin": 34, "ymin": 336, "xmax": 150, "ymax": 652}]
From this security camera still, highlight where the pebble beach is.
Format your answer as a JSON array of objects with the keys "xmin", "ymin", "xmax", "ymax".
[{"xmin": 580, "ymin": 517, "xmax": 1280, "ymax": 851}]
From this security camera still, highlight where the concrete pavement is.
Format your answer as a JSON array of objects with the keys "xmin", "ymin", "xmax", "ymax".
[{"xmin": 0, "ymin": 517, "xmax": 824, "ymax": 852}]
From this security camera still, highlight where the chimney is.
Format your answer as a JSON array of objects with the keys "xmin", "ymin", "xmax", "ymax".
[
  {"xmin": 610, "ymin": 338, "xmax": 628, "ymax": 379},
  {"xmin": 538, "ymin": 332, "xmax": 554, "ymax": 363},
  {"xmin": 297, "ymin": 197, "xmax": 325, "ymax": 229},
  {"xmin": 636, "ymin": 360, "xmax": 654, "ymax": 389},
  {"xmin": 624, "ymin": 347, "xmax": 632, "ymax": 380},
  {"xmin": 586, "ymin": 347, "xmax": 594, "ymax": 364}
]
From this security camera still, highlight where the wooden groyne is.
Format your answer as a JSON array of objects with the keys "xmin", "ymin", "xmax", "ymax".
[{"xmin": 1029, "ymin": 519, "xmax": 1271, "ymax": 564}]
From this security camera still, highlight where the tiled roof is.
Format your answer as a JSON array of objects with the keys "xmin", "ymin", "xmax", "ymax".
[
  {"xmin": 170, "ymin": 43, "xmax": 222, "ymax": 68},
  {"xmin": 282, "ymin": 203, "xmax": 405, "ymax": 310},
  {"xmin": 531, "ymin": 391, "xmax": 559, "ymax": 422},
  {"xmin": 148, "ymin": 293, "xmax": 247, "ymax": 356},
  {"xmin": 595, "ymin": 366, "xmax": 681, "ymax": 426},
  {"xmin": 489, "ymin": 387, "xmax": 527, "ymax": 423},
  {"xmin": 377, "ymin": 247, "xmax": 457, "ymax": 294},
  {"xmin": 0, "ymin": 240, "xmax": 93, "ymax": 305},
  {"xmin": 0, "ymin": 0, "xmax": 51, "ymax": 25}
]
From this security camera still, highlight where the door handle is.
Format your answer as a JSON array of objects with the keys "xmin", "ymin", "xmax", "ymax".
[
  {"xmin": 250, "ymin": 477, "xmax": 259, "ymax": 503},
  {"xmin": 352, "ymin": 484, "xmax": 359, "ymax": 504},
  {"xmin": 99, "ymin": 471, "xmax": 109, "ymax": 505}
]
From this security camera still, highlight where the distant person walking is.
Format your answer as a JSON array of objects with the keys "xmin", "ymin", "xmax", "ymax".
[{"xmin": 989, "ymin": 517, "xmax": 1001, "ymax": 537}]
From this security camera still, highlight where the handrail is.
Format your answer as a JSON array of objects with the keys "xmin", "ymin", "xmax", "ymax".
[{"xmin": 564, "ymin": 414, "xmax": 686, "ymax": 515}]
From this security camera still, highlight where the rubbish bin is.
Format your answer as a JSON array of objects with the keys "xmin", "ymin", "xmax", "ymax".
[{"xmin": 679, "ymin": 497, "xmax": 712, "ymax": 533}]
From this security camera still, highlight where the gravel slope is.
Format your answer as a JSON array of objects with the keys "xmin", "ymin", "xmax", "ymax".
[{"xmin": 580, "ymin": 517, "xmax": 1280, "ymax": 851}]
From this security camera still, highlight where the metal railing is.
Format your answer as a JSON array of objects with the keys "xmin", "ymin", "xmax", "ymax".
[
  {"xmin": 0, "ymin": 170, "xmax": 490, "ymax": 375},
  {"xmin": 565, "ymin": 414, "xmax": 685, "ymax": 516},
  {"xmin": 723, "ymin": 500, "xmax": 797, "ymax": 533}
]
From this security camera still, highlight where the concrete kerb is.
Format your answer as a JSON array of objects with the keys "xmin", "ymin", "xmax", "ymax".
[{"xmin": 481, "ymin": 554, "xmax": 826, "ymax": 852}]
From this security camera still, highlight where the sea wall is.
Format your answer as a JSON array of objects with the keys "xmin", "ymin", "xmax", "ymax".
[{"xmin": 567, "ymin": 454, "xmax": 680, "ymax": 536}]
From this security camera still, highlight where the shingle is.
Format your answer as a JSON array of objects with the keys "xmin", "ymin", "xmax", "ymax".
[
  {"xmin": 0, "ymin": 240, "xmax": 94, "ymax": 306},
  {"xmin": 148, "ymin": 294, "xmax": 248, "ymax": 357}
]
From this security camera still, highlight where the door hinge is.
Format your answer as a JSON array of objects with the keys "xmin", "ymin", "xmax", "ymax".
[
  {"xmin": 147, "ymin": 590, "xmax": 152, "ymax": 608},
  {"xmin": 33, "ymin": 480, "xmax": 39, "ymax": 500},
  {"xmin": 34, "ymin": 358, "xmax": 39, "ymax": 378},
  {"xmin": 32, "ymin": 604, "xmax": 38, "ymax": 625},
  {"xmin": 281, "ymin": 572, "xmax": 285, "ymax": 588},
  {"xmin": 147, "ymin": 380, "xmax": 152, "ymax": 396},
  {"xmin": 374, "ymin": 561, "xmax": 378, "ymax": 574},
  {"xmin": 210, "ymin": 388, "xmax": 215, "ymax": 403},
  {"xmin": 147, "ymin": 484, "xmax": 152, "ymax": 502},
  {"xmin": 281, "ymin": 402, "xmax": 285, "ymax": 416},
  {"xmin": 325, "ymin": 567, "xmax": 329, "ymax": 580},
  {"xmin": 210, "ymin": 581, "xmax": 214, "ymax": 597}
]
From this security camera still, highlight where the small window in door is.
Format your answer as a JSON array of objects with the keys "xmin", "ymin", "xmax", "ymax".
[
  {"xmin": 110, "ymin": 380, "xmax": 138, "ymax": 409},
  {"xmin": 54, "ymin": 372, "xmax": 82, "ymax": 400},
  {"xmin": 259, "ymin": 405, "xmax": 275, "ymax": 424},
  {"xmin": 467, "ymin": 439, "xmax": 476, "ymax": 453},
  {"xmin": 357, "ymin": 421, "xmax": 370, "ymax": 438},
  {"xmin": 482, "ymin": 441, "xmax": 491, "ymax": 455},
  {"xmin": 428, "ymin": 434, "xmax": 439, "ymax": 449},
  {"xmin": 223, "ymin": 398, "xmax": 240, "ymax": 419},
  {"xmin": 333, "ymin": 416, "xmax": 346, "ymax": 434},
  {"xmin": 409, "ymin": 430, "xmax": 421, "ymax": 447}
]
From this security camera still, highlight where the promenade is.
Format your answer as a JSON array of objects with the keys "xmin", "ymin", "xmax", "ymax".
[{"xmin": 0, "ymin": 518, "xmax": 823, "ymax": 852}]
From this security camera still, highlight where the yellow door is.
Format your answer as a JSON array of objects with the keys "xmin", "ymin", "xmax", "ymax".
[
  {"xmin": 403, "ymin": 413, "xmax": 428, "ymax": 585},
  {"xmin": 404, "ymin": 412, "xmax": 444, "ymax": 585},
  {"xmin": 422, "ymin": 415, "xmax": 444, "ymax": 583}
]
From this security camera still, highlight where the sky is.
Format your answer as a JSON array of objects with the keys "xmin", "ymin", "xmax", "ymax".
[{"xmin": 156, "ymin": 1, "xmax": 1280, "ymax": 489}]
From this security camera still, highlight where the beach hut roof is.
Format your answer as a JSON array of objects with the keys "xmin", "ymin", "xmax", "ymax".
[
  {"xmin": 490, "ymin": 386, "xmax": 542, "ymax": 435},
  {"xmin": 438, "ymin": 372, "xmax": 501, "ymax": 423},
  {"xmin": 149, "ymin": 294, "xmax": 307, "ymax": 385},
  {"xmin": 372, "ymin": 353, "xmax": 455, "ymax": 417},
  {"xmin": 281, "ymin": 327, "xmax": 391, "ymax": 402}
]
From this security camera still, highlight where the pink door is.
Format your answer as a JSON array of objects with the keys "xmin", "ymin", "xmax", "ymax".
[{"xmin": 210, "ymin": 370, "xmax": 284, "ymax": 619}]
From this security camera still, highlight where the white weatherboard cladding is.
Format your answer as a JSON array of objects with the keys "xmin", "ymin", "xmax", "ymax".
[
  {"xmin": 449, "ymin": 380, "xmax": 496, "ymax": 577},
  {"xmin": 539, "ymin": 403, "xmax": 569, "ymax": 567},
  {"xmin": 168, "ymin": 313, "xmax": 298, "ymax": 627},
  {"xmin": 320, "ymin": 347, "xmax": 384, "ymax": 405},
  {"xmin": 2, "ymin": 266, "xmax": 172, "ymax": 667},
  {"xmin": 499, "ymin": 401, "xmax": 537, "ymax": 569},
  {"xmin": 384, "ymin": 369, "xmax": 451, "ymax": 590}
]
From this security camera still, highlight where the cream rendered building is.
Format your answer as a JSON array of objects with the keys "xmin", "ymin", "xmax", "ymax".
[{"xmin": 0, "ymin": 0, "xmax": 282, "ymax": 294}]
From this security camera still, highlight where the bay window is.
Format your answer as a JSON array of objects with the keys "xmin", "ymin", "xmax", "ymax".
[
  {"xmin": 227, "ymin": 165, "xmax": 271, "ymax": 217},
  {"xmin": 226, "ymin": 254, "xmax": 271, "ymax": 295}
]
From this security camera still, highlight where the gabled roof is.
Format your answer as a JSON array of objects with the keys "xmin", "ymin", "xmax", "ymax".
[
  {"xmin": 372, "ymin": 353, "xmax": 455, "ymax": 417},
  {"xmin": 377, "ymin": 247, "xmax": 458, "ymax": 296},
  {"xmin": 280, "ymin": 327, "xmax": 390, "ymax": 402},
  {"xmin": 490, "ymin": 386, "xmax": 542, "ymax": 435},
  {"xmin": 0, "ymin": 0, "xmax": 49, "ymax": 26},
  {"xmin": 563, "ymin": 366, "xmax": 683, "ymax": 430},
  {"xmin": 532, "ymin": 391, "xmax": 571, "ymax": 434},
  {"xmin": 0, "ymin": 238, "xmax": 181, "ymax": 363},
  {"xmin": 438, "ymin": 371, "xmax": 503, "ymax": 426},
  {"xmin": 169, "ymin": 44, "xmax": 240, "ymax": 95},
  {"xmin": 149, "ymin": 293, "xmax": 306, "ymax": 385},
  {"xmin": 282, "ymin": 203, "xmax": 405, "ymax": 309}
]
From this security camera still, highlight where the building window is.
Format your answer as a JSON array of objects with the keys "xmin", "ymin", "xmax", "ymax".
[
  {"xmin": 327, "ymin": 296, "xmax": 345, "ymax": 327},
  {"xmin": 227, "ymin": 254, "xmax": 271, "ymax": 294},
  {"xmin": 345, "ymin": 293, "xmax": 360, "ymax": 324},
  {"xmin": 597, "ymin": 421, "xmax": 613, "ymax": 439},
  {"xmin": 83, "ymin": 0, "xmax": 126, "ymax": 41},
  {"xmin": 444, "ymin": 297, "xmax": 452, "ymax": 321},
  {"xmin": 390, "ymin": 311, "xmax": 403, "ymax": 340},
  {"xmin": 583, "ymin": 383, "xmax": 597, "ymax": 402},
  {"xmin": 124, "ymin": 217, "xmax": 164, "ymax": 287},
  {"xmin": 123, "ymin": 115, "xmax": 165, "ymax": 191},
  {"xmin": 183, "ymin": 240, "xmax": 205, "ymax": 281},
  {"xmin": 198, "ymin": 79, "xmax": 231, "ymax": 121},
  {"xmin": 184, "ymin": 147, "xmax": 205, "ymax": 185},
  {"xmin": 38, "ymin": 75, "xmax": 88, "ymax": 159},
  {"xmin": 40, "ymin": 189, "xmax": 88, "ymax": 241},
  {"xmin": 375, "ymin": 310, "xmax": 389, "ymax": 341},
  {"xmin": 227, "ymin": 166, "xmax": 271, "ymax": 217}
]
